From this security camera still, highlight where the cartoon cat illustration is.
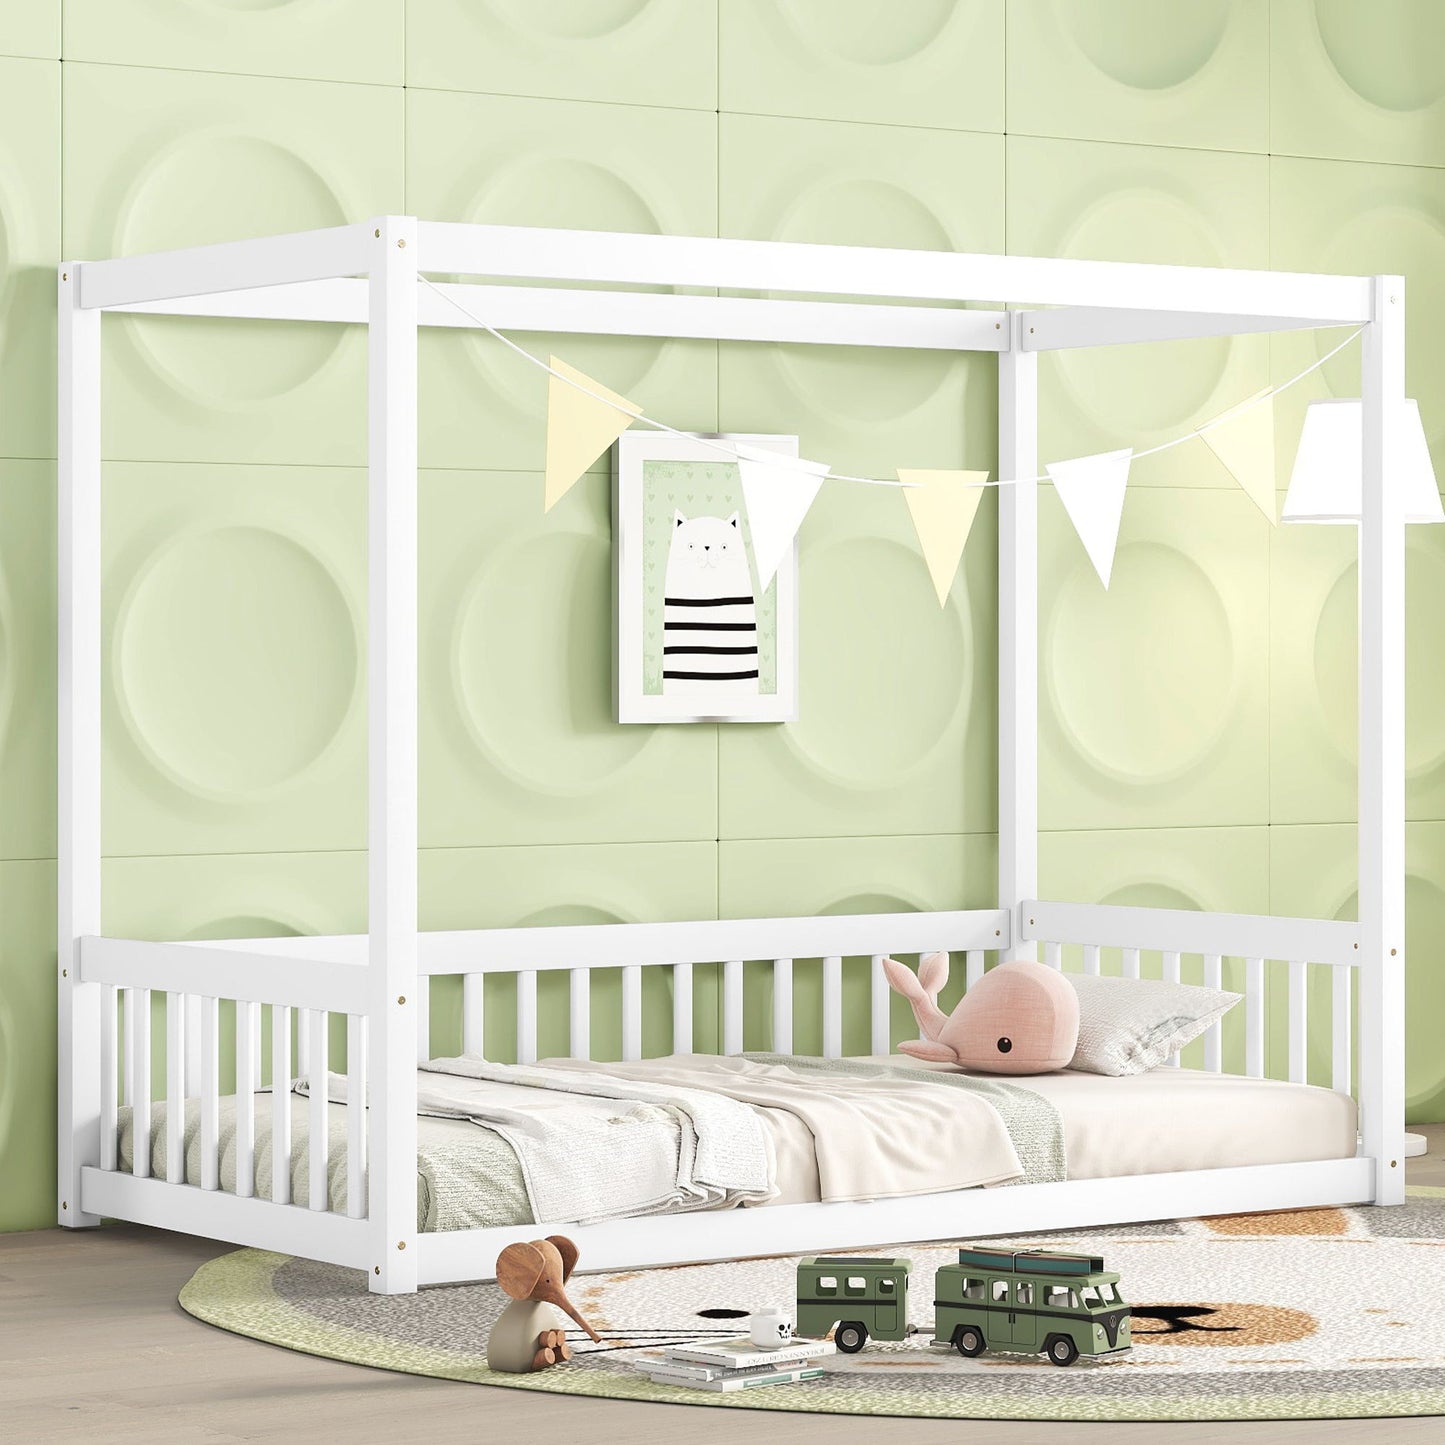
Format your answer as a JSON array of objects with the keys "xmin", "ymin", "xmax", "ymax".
[{"xmin": 662, "ymin": 511, "xmax": 759, "ymax": 698}]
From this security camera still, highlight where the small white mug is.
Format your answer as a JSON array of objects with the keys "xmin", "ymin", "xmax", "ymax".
[{"xmin": 749, "ymin": 1308, "xmax": 794, "ymax": 1350}]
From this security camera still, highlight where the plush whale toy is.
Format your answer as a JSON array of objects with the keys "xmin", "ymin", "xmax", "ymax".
[{"xmin": 881, "ymin": 953, "xmax": 1079, "ymax": 1075}]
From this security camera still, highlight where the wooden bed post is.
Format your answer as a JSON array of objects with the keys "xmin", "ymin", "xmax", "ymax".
[
  {"xmin": 367, "ymin": 217, "xmax": 420, "ymax": 1291},
  {"xmin": 57, "ymin": 263, "xmax": 104, "ymax": 1228},
  {"xmin": 998, "ymin": 311, "xmax": 1038, "ymax": 962},
  {"xmin": 1358, "ymin": 274, "xmax": 1408, "ymax": 1205}
]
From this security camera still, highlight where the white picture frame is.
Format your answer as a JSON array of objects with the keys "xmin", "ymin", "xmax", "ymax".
[{"xmin": 614, "ymin": 431, "xmax": 800, "ymax": 724}]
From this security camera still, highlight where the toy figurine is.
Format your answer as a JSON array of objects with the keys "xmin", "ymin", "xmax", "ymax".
[
  {"xmin": 748, "ymin": 1307, "xmax": 794, "ymax": 1349},
  {"xmin": 488, "ymin": 1234, "xmax": 602, "ymax": 1373},
  {"xmin": 881, "ymin": 953, "xmax": 1079, "ymax": 1074}
]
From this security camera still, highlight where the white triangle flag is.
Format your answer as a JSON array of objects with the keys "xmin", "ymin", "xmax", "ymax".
[
  {"xmin": 898, "ymin": 469, "xmax": 990, "ymax": 606},
  {"xmin": 735, "ymin": 444, "xmax": 831, "ymax": 590},
  {"xmin": 1201, "ymin": 389, "xmax": 1276, "ymax": 524},
  {"xmin": 543, "ymin": 356, "xmax": 641, "ymax": 512},
  {"xmin": 1045, "ymin": 447, "xmax": 1132, "ymax": 588}
]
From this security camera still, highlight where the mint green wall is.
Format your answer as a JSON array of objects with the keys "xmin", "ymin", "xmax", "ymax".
[{"xmin": 3, "ymin": 2, "xmax": 1445, "ymax": 1232}]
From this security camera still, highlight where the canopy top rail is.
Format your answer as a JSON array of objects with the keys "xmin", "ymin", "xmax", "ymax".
[{"xmin": 71, "ymin": 215, "xmax": 1377, "ymax": 353}]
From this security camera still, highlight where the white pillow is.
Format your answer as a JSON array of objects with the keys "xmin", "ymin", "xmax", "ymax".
[{"xmin": 1067, "ymin": 973, "xmax": 1241, "ymax": 1076}]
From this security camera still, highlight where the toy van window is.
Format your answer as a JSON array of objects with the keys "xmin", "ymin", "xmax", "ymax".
[
  {"xmin": 1045, "ymin": 1286, "xmax": 1076, "ymax": 1309},
  {"xmin": 991, "ymin": 1280, "xmax": 1009, "ymax": 1303},
  {"xmin": 962, "ymin": 1278, "xmax": 985, "ymax": 1302},
  {"xmin": 879, "ymin": 1278, "xmax": 895, "ymax": 1295},
  {"xmin": 1016, "ymin": 1282, "xmax": 1033, "ymax": 1306},
  {"xmin": 818, "ymin": 1276, "xmax": 837, "ymax": 1293},
  {"xmin": 846, "ymin": 1277, "xmax": 866, "ymax": 1293},
  {"xmin": 1082, "ymin": 1286, "xmax": 1105, "ymax": 1308}
]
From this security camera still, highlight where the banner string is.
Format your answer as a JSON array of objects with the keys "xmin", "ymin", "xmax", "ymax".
[{"xmin": 417, "ymin": 274, "xmax": 1362, "ymax": 491}]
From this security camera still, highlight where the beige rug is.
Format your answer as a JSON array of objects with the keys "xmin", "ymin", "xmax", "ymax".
[{"xmin": 179, "ymin": 1188, "xmax": 1445, "ymax": 1421}]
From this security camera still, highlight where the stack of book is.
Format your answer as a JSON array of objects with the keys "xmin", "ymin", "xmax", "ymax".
[{"xmin": 638, "ymin": 1336, "xmax": 835, "ymax": 1392}]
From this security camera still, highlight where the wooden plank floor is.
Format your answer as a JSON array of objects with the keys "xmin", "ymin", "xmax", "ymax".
[{"xmin": 4, "ymin": 1128, "xmax": 1442, "ymax": 1444}]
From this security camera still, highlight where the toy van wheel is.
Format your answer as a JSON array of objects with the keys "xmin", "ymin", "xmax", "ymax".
[
  {"xmin": 1045, "ymin": 1334, "xmax": 1079, "ymax": 1367},
  {"xmin": 953, "ymin": 1326, "xmax": 985, "ymax": 1358},
  {"xmin": 834, "ymin": 1322, "xmax": 868, "ymax": 1354}
]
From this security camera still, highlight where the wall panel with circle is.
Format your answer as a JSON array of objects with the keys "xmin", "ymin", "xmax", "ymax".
[
  {"xmin": 1005, "ymin": 0, "xmax": 1266, "ymax": 153},
  {"xmin": 1270, "ymin": 0, "xmax": 1445, "ymax": 168},
  {"xmin": 1007, "ymin": 135, "xmax": 1270, "ymax": 490},
  {"xmin": 408, "ymin": 0, "xmax": 716, "ymax": 110},
  {"xmin": 419, "ymin": 467, "xmax": 718, "ymax": 849},
  {"xmin": 407, "ymin": 88, "xmax": 719, "ymax": 475},
  {"xmin": 61, "ymin": 62, "xmax": 403, "ymax": 467},
  {"xmin": 0, "ymin": 58, "xmax": 59, "ymax": 462},
  {"xmin": 102, "ymin": 461, "xmax": 367, "ymax": 858},
  {"xmin": 720, "ymin": 0, "xmax": 1002, "ymax": 132},
  {"xmin": 1039, "ymin": 486, "xmax": 1270, "ymax": 833},
  {"xmin": 0, "ymin": 2, "xmax": 56, "ymax": 59},
  {"xmin": 64, "ymin": 0, "xmax": 403, "ymax": 85}
]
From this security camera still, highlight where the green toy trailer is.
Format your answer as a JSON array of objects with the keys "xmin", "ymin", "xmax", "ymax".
[
  {"xmin": 934, "ymin": 1247, "xmax": 1132, "ymax": 1366},
  {"xmin": 795, "ymin": 1257, "xmax": 912, "ymax": 1353}
]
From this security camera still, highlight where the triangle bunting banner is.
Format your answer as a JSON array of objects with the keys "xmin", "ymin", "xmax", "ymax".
[
  {"xmin": 1201, "ymin": 390, "xmax": 1277, "ymax": 524},
  {"xmin": 735, "ymin": 444, "xmax": 831, "ymax": 591},
  {"xmin": 1045, "ymin": 447, "xmax": 1133, "ymax": 589},
  {"xmin": 543, "ymin": 357, "xmax": 642, "ymax": 512},
  {"xmin": 897, "ymin": 469, "xmax": 990, "ymax": 606}
]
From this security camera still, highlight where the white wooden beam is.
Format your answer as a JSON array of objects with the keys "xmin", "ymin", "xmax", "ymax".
[{"xmin": 1021, "ymin": 307, "xmax": 1350, "ymax": 351}]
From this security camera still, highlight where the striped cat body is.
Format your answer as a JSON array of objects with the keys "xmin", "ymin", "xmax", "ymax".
[{"xmin": 662, "ymin": 511, "xmax": 759, "ymax": 697}]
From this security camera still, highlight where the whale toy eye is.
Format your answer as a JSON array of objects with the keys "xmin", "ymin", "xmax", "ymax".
[{"xmin": 997, "ymin": 1037, "xmax": 1013, "ymax": 1054}]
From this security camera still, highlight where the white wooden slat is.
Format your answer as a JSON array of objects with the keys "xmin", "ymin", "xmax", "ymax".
[
  {"xmin": 1288, "ymin": 961, "xmax": 1309, "ymax": 1085},
  {"xmin": 1163, "ymin": 952, "xmax": 1182, "ymax": 1066},
  {"xmin": 346, "ymin": 1015, "xmax": 367, "ymax": 1220},
  {"xmin": 723, "ymin": 960, "xmax": 744, "ymax": 1056},
  {"xmin": 1122, "ymin": 947, "xmax": 1140, "ymax": 980},
  {"xmin": 296, "ymin": 1003, "xmax": 310, "ymax": 1078},
  {"xmin": 1204, "ymin": 954, "xmax": 1223, "ymax": 1072},
  {"xmin": 570, "ymin": 968, "xmax": 591, "ymax": 1060},
  {"xmin": 462, "ymin": 973, "xmax": 485, "ymax": 1057},
  {"xmin": 165, "ymin": 993, "xmax": 185, "ymax": 1184},
  {"xmin": 272, "ymin": 1004, "xmax": 292, "ymax": 1205},
  {"xmin": 235, "ymin": 1000, "xmax": 257, "ymax": 1199},
  {"xmin": 1083, "ymin": 944, "xmax": 1101, "ymax": 976},
  {"xmin": 672, "ymin": 963, "xmax": 693, "ymax": 1054},
  {"xmin": 965, "ymin": 951, "xmax": 984, "ymax": 990},
  {"xmin": 622, "ymin": 964, "xmax": 642, "ymax": 1062},
  {"xmin": 1245, "ymin": 958, "xmax": 1265, "ymax": 1079},
  {"xmin": 129, "ymin": 988, "xmax": 151, "ymax": 1179},
  {"xmin": 185, "ymin": 993, "xmax": 202, "ymax": 1098},
  {"xmin": 415, "ymin": 974, "xmax": 430, "ymax": 1065},
  {"xmin": 308, "ymin": 1009, "xmax": 329, "ymax": 1213},
  {"xmin": 516, "ymin": 970, "xmax": 537, "ymax": 1064},
  {"xmin": 199, "ymin": 997, "xmax": 219, "ymax": 1191},
  {"xmin": 870, "ymin": 956, "xmax": 890, "ymax": 1058},
  {"xmin": 121, "ymin": 986, "xmax": 135, "ymax": 1108},
  {"xmin": 100, "ymin": 985, "xmax": 118, "ymax": 1172},
  {"xmin": 822, "ymin": 956, "xmax": 842, "ymax": 1060},
  {"xmin": 772, "ymin": 959, "xmax": 793, "ymax": 1054},
  {"xmin": 1332, "ymin": 965, "xmax": 1352, "ymax": 1095},
  {"xmin": 1043, "ymin": 941, "xmax": 1062, "ymax": 970}
]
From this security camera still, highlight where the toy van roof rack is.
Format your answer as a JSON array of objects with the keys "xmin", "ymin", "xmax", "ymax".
[{"xmin": 956, "ymin": 1247, "xmax": 1106, "ymax": 1277}]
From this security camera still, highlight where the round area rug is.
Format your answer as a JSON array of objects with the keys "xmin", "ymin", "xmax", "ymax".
[{"xmin": 180, "ymin": 1189, "xmax": 1445, "ymax": 1421}]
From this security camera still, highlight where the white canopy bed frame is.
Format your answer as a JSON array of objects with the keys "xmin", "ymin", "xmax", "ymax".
[{"xmin": 56, "ymin": 217, "xmax": 1407, "ymax": 1294}]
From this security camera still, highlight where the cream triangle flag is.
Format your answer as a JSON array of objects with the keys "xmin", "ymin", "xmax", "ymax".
[
  {"xmin": 1201, "ymin": 389, "xmax": 1277, "ymax": 524},
  {"xmin": 1045, "ymin": 447, "xmax": 1132, "ymax": 589},
  {"xmin": 898, "ymin": 469, "xmax": 990, "ymax": 606},
  {"xmin": 735, "ymin": 443, "xmax": 831, "ymax": 591},
  {"xmin": 544, "ymin": 357, "xmax": 642, "ymax": 511}
]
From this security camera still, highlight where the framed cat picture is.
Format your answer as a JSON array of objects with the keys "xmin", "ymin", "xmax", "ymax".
[{"xmin": 614, "ymin": 431, "xmax": 800, "ymax": 724}]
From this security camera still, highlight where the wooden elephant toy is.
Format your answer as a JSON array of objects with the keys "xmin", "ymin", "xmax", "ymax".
[{"xmin": 487, "ymin": 1234, "xmax": 602, "ymax": 1373}]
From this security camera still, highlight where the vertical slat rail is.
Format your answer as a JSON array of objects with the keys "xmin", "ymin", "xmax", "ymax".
[
  {"xmin": 965, "ymin": 950, "xmax": 984, "ymax": 990},
  {"xmin": 462, "ymin": 974, "xmax": 485, "ymax": 1057},
  {"xmin": 723, "ymin": 960, "xmax": 743, "ymax": 1056},
  {"xmin": 308, "ymin": 1009, "xmax": 329, "ymax": 1212},
  {"xmin": 870, "ymin": 955, "xmax": 890, "ymax": 1057},
  {"xmin": 672, "ymin": 963, "xmax": 692, "ymax": 1054},
  {"xmin": 1288, "ymin": 960, "xmax": 1309, "ymax": 1085},
  {"xmin": 100, "ymin": 986, "xmax": 118, "ymax": 1171},
  {"xmin": 347, "ymin": 1014, "xmax": 367, "ymax": 1219},
  {"xmin": 621, "ymin": 964, "xmax": 642, "ymax": 1061},
  {"xmin": 1083, "ymin": 944, "xmax": 1100, "ymax": 976},
  {"xmin": 57, "ymin": 263, "xmax": 103, "ymax": 1226},
  {"xmin": 235, "ymin": 1000, "xmax": 257, "ymax": 1198},
  {"xmin": 1203, "ymin": 954, "xmax": 1223, "ymax": 1071},
  {"xmin": 129, "ymin": 989, "xmax": 151, "ymax": 1179},
  {"xmin": 1332, "ymin": 965, "xmax": 1352, "ymax": 1095},
  {"xmin": 998, "ymin": 314, "xmax": 1039, "ymax": 964},
  {"xmin": 1163, "ymin": 952, "xmax": 1181, "ymax": 1066},
  {"xmin": 415, "ymin": 975, "xmax": 430, "ymax": 1064},
  {"xmin": 1245, "ymin": 958, "xmax": 1265, "ymax": 1078},
  {"xmin": 165, "ymin": 993, "xmax": 185, "ymax": 1183},
  {"xmin": 772, "ymin": 959, "xmax": 793, "ymax": 1053},
  {"xmin": 272, "ymin": 1004, "xmax": 292, "ymax": 1205},
  {"xmin": 821, "ymin": 956, "xmax": 842, "ymax": 1059},
  {"xmin": 199, "ymin": 997, "xmax": 219, "ymax": 1190},
  {"xmin": 570, "ymin": 968, "xmax": 591, "ymax": 1059},
  {"xmin": 368, "ymin": 214, "xmax": 421, "ymax": 1292},
  {"xmin": 1043, "ymin": 941, "xmax": 1061, "ymax": 970},
  {"xmin": 516, "ymin": 971, "xmax": 538, "ymax": 1064},
  {"xmin": 1122, "ymin": 947, "xmax": 1140, "ymax": 980}
]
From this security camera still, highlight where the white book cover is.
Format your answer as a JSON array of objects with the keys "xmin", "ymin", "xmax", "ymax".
[
  {"xmin": 636, "ymin": 1357, "xmax": 784, "ymax": 1383},
  {"xmin": 645, "ymin": 1366, "xmax": 827, "ymax": 1393},
  {"xmin": 664, "ymin": 1336, "xmax": 835, "ymax": 1369}
]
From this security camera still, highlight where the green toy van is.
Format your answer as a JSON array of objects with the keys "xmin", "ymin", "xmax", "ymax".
[
  {"xmin": 795, "ymin": 1257, "xmax": 912, "ymax": 1353},
  {"xmin": 933, "ymin": 1247, "xmax": 1132, "ymax": 1365}
]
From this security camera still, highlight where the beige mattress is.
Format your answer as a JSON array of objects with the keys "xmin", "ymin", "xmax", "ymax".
[{"xmin": 118, "ymin": 1058, "xmax": 1357, "ymax": 1232}]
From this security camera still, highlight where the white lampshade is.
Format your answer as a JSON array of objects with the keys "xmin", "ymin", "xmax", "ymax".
[{"xmin": 1283, "ymin": 398, "xmax": 1443, "ymax": 524}]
